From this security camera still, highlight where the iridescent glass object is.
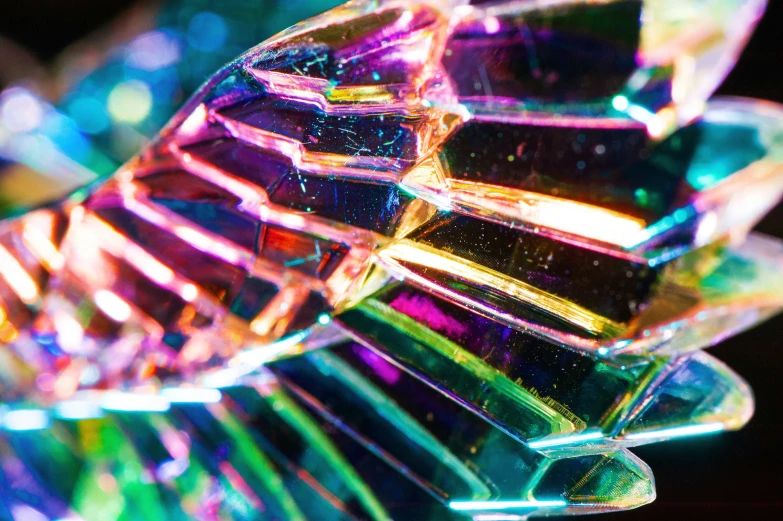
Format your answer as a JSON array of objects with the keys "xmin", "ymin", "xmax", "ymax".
[{"xmin": 0, "ymin": 0, "xmax": 781, "ymax": 519}]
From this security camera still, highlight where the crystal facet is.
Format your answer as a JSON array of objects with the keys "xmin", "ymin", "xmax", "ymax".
[{"xmin": 0, "ymin": 0, "xmax": 780, "ymax": 519}]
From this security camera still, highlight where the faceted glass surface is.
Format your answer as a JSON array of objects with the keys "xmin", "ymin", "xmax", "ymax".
[
  {"xmin": 441, "ymin": 0, "xmax": 766, "ymax": 127},
  {"xmin": 403, "ymin": 98, "xmax": 783, "ymax": 257},
  {"xmin": 0, "ymin": 365, "xmax": 657, "ymax": 520},
  {"xmin": 0, "ymin": 0, "xmax": 780, "ymax": 519}
]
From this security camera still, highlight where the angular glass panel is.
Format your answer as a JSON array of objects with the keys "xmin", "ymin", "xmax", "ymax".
[
  {"xmin": 0, "ymin": 373, "xmax": 654, "ymax": 520},
  {"xmin": 335, "ymin": 285, "xmax": 753, "ymax": 449},
  {"xmin": 440, "ymin": 0, "xmax": 765, "ymax": 130}
]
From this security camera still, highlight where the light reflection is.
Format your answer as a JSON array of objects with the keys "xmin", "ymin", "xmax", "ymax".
[
  {"xmin": 52, "ymin": 311, "xmax": 85, "ymax": 353},
  {"xmin": 178, "ymin": 103, "xmax": 208, "ymax": 136},
  {"xmin": 181, "ymin": 283, "xmax": 199, "ymax": 302},
  {"xmin": 449, "ymin": 500, "xmax": 568, "ymax": 511},
  {"xmin": 624, "ymin": 422, "xmax": 725, "ymax": 441},
  {"xmin": 623, "ymin": 206, "xmax": 697, "ymax": 250},
  {"xmin": 445, "ymin": 179, "xmax": 647, "ymax": 246},
  {"xmin": 160, "ymin": 387, "xmax": 222, "ymax": 404},
  {"xmin": 173, "ymin": 224, "xmax": 242, "ymax": 265},
  {"xmin": 473, "ymin": 514, "xmax": 527, "ymax": 521},
  {"xmin": 528, "ymin": 430, "xmax": 605, "ymax": 449},
  {"xmin": 94, "ymin": 289, "xmax": 133, "ymax": 322},
  {"xmin": 379, "ymin": 241, "xmax": 621, "ymax": 337},
  {"xmin": 612, "ymin": 95, "xmax": 630, "ymax": 112},
  {"xmin": 233, "ymin": 330, "xmax": 311, "ymax": 369},
  {"xmin": 1, "ymin": 409, "xmax": 50, "ymax": 431},
  {"xmin": 10, "ymin": 505, "xmax": 48, "ymax": 521},
  {"xmin": 0, "ymin": 243, "xmax": 40, "ymax": 304},
  {"xmin": 54, "ymin": 400, "xmax": 104, "ymax": 420},
  {"xmin": 22, "ymin": 224, "xmax": 65, "ymax": 271},
  {"xmin": 156, "ymin": 458, "xmax": 190, "ymax": 482},
  {"xmin": 100, "ymin": 391, "xmax": 170, "ymax": 413}
]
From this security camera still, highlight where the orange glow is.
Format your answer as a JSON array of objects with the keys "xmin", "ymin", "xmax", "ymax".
[{"xmin": 445, "ymin": 180, "xmax": 647, "ymax": 246}]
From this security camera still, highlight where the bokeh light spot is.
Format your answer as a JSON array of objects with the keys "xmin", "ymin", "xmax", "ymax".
[
  {"xmin": 107, "ymin": 80, "xmax": 153, "ymax": 124},
  {"xmin": 187, "ymin": 12, "xmax": 228, "ymax": 53}
]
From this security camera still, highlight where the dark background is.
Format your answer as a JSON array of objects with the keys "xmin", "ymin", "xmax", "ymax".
[{"xmin": 1, "ymin": 1, "xmax": 781, "ymax": 519}]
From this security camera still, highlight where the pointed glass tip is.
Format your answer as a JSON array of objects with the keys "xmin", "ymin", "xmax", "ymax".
[{"xmin": 441, "ymin": 0, "xmax": 766, "ymax": 131}]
